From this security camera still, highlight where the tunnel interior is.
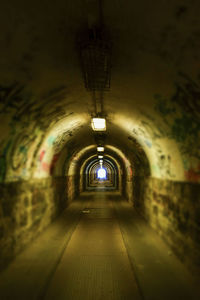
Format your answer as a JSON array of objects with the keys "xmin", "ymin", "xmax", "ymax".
[
  {"xmin": 0, "ymin": 0, "xmax": 200, "ymax": 298},
  {"xmin": 84, "ymin": 156, "xmax": 118, "ymax": 189}
]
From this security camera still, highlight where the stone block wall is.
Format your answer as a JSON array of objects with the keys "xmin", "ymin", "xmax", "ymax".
[
  {"xmin": 0, "ymin": 176, "xmax": 70, "ymax": 271},
  {"xmin": 67, "ymin": 175, "xmax": 79, "ymax": 202},
  {"xmin": 134, "ymin": 176, "xmax": 200, "ymax": 275}
]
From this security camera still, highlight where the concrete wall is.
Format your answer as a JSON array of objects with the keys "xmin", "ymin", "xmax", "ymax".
[{"xmin": 134, "ymin": 176, "xmax": 200, "ymax": 275}]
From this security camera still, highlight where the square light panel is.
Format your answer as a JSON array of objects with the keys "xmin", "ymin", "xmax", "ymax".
[
  {"xmin": 97, "ymin": 146, "xmax": 104, "ymax": 152},
  {"xmin": 91, "ymin": 118, "xmax": 106, "ymax": 131}
]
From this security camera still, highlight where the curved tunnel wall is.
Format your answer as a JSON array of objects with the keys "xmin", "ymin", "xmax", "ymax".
[
  {"xmin": 76, "ymin": 145, "xmax": 133, "ymax": 197},
  {"xmin": 0, "ymin": 0, "xmax": 200, "ymax": 276},
  {"xmin": 1, "ymin": 113, "xmax": 200, "ymax": 276},
  {"xmin": 66, "ymin": 145, "xmax": 129, "ymax": 197}
]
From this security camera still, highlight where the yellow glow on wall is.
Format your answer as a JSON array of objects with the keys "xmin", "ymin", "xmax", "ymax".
[
  {"xmin": 33, "ymin": 114, "xmax": 88, "ymax": 178},
  {"xmin": 110, "ymin": 114, "xmax": 185, "ymax": 181}
]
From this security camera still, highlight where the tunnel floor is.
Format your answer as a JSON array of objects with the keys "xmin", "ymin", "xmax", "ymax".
[{"xmin": 0, "ymin": 192, "xmax": 199, "ymax": 300}]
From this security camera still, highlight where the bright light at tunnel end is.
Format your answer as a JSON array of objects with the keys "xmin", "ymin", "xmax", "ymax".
[{"xmin": 97, "ymin": 168, "xmax": 107, "ymax": 179}]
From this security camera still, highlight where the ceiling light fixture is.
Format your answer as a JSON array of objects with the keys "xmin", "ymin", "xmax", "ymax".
[
  {"xmin": 98, "ymin": 155, "xmax": 103, "ymax": 159},
  {"xmin": 91, "ymin": 117, "xmax": 106, "ymax": 131},
  {"xmin": 97, "ymin": 146, "xmax": 104, "ymax": 152}
]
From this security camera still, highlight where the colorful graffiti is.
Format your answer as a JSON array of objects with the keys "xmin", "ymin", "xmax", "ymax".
[
  {"xmin": 184, "ymin": 165, "xmax": 200, "ymax": 182},
  {"xmin": 50, "ymin": 153, "xmax": 60, "ymax": 175},
  {"xmin": 0, "ymin": 82, "xmax": 72, "ymax": 181},
  {"xmin": 11, "ymin": 134, "xmax": 33, "ymax": 170},
  {"xmin": 153, "ymin": 72, "xmax": 200, "ymax": 181},
  {"xmin": 132, "ymin": 73, "xmax": 200, "ymax": 181},
  {"xmin": 39, "ymin": 150, "xmax": 46, "ymax": 162},
  {"xmin": 154, "ymin": 73, "xmax": 200, "ymax": 157},
  {"xmin": 41, "ymin": 162, "xmax": 50, "ymax": 172}
]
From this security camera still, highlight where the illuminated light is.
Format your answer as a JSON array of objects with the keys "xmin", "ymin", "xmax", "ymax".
[
  {"xmin": 99, "ymin": 159, "xmax": 103, "ymax": 163},
  {"xmin": 97, "ymin": 146, "xmax": 104, "ymax": 152},
  {"xmin": 91, "ymin": 118, "xmax": 106, "ymax": 131},
  {"xmin": 98, "ymin": 155, "xmax": 103, "ymax": 159},
  {"xmin": 97, "ymin": 168, "xmax": 106, "ymax": 179}
]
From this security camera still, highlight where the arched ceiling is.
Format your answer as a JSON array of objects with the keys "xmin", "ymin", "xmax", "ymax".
[
  {"xmin": 64, "ymin": 144, "xmax": 131, "ymax": 178},
  {"xmin": 0, "ymin": 0, "xmax": 200, "ymax": 183}
]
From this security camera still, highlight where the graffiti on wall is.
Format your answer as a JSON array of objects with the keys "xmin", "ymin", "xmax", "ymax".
[
  {"xmin": 11, "ymin": 134, "xmax": 34, "ymax": 170},
  {"xmin": 130, "ymin": 116, "xmax": 176, "ymax": 178},
  {"xmin": 157, "ymin": 154, "xmax": 175, "ymax": 178},
  {"xmin": 154, "ymin": 72, "xmax": 200, "ymax": 181},
  {"xmin": 128, "ymin": 135, "xmax": 150, "ymax": 176},
  {"xmin": 130, "ymin": 72, "xmax": 200, "ymax": 181},
  {"xmin": 0, "ymin": 82, "xmax": 72, "ymax": 181},
  {"xmin": 52, "ymin": 121, "xmax": 82, "ymax": 154},
  {"xmin": 0, "ymin": 82, "xmax": 70, "ymax": 128},
  {"xmin": 53, "ymin": 131, "xmax": 71, "ymax": 154},
  {"xmin": 154, "ymin": 73, "xmax": 200, "ymax": 157}
]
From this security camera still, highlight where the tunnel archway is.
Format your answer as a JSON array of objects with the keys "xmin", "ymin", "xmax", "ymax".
[
  {"xmin": 0, "ymin": 0, "xmax": 200, "ymax": 283},
  {"xmin": 84, "ymin": 156, "xmax": 118, "ymax": 190}
]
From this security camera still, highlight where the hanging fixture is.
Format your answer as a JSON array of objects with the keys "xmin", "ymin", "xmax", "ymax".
[
  {"xmin": 79, "ymin": 26, "xmax": 111, "ymax": 122},
  {"xmin": 80, "ymin": 28, "xmax": 111, "ymax": 131},
  {"xmin": 79, "ymin": 27, "xmax": 111, "ymax": 93},
  {"xmin": 78, "ymin": 1, "xmax": 111, "ymax": 154}
]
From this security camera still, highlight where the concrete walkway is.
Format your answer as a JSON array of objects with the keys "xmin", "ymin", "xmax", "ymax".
[{"xmin": 0, "ymin": 192, "xmax": 199, "ymax": 300}]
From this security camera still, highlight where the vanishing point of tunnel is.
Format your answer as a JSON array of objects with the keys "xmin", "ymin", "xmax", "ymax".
[{"xmin": 0, "ymin": 1, "xmax": 200, "ymax": 299}]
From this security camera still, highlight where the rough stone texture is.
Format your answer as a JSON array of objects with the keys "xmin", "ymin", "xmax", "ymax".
[
  {"xmin": 67, "ymin": 175, "xmax": 79, "ymax": 203},
  {"xmin": 0, "ymin": 176, "xmax": 73, "ymax": 271},
  {"xmin": 134, "ymin": 176, "xmax": 200, "ymax": 275}
]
